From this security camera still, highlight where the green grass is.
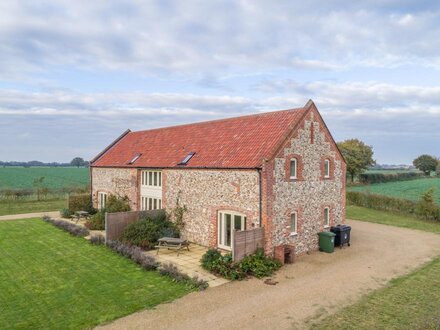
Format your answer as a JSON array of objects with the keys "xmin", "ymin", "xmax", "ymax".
[
  {"xmin": 313, "ymin": 257, "xmax": 440, "ymax": 330},
  {"xmin": 0, "ymin": 219, "xmax": 191, "ymax": 329},
  {"xmin": 0, "ymin": 198, "xmax": 67, "ymax": 216},
  {"xmin": 0, "ymin": 167, "xmax": 89, "ymax": 190},
  {"xmin": 346, "ymin": 205, "xmax": 440, "ymax": 234},
  {"xmin": 349, "ymin": 178, "xmax": 440, "ymax": 204},
  {"xmin": 365, "ymin": 169, "xmax": 421, "ymax": 174}
]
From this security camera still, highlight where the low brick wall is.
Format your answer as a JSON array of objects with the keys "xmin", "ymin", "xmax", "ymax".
[
  {"xmin": 105, "ymin": 209, "xmax": 165, "ymax": 241},
  {"xmin": 232, "ymin": 227, "xmax": 264, "ymax": 262}
]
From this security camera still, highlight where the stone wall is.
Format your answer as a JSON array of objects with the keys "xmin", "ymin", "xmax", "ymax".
[
  {"xmin": 266, "ymin": 106, "xmax": 346, "ymax": 256},
  {"xmin": 164, "ymin": 169, "xmax": 260, "ymax": 247},
  {"xmin": 91, "ymin": 167, "xmax": 140, "ymax": 210}
]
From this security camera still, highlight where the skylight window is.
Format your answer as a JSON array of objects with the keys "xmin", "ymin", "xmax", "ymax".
[
  {"xmin": 128, "ymin": 153, "xmax": 142, "ymax": 164},
  {"xmin": 178, "ymin": 152, "xmax": 195, "ymax": 165}
]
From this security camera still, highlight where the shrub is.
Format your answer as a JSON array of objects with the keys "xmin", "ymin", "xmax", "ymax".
[
  {"xmin": 416, "ymin": 189, "xmax": 440, "ymax": 221},
  {"xmin": 85, "ymin": 211, "xmax": 105, "ymax": 230},
  {"xmin": 359, "ymin": 172, "xmax": 424, "ymax": 184},
  {"xmin": 68, "ymin": 194, "xmax": 96, "ymax": 213},
  {"xmin": 239, "ymin": 248, "xmax": 282, "ymax": 278},
  {"xmin": 60, "ymin": 208, "xmax": 73, "ymax": 218},
  {"xmin": 201, "ymin": 248, "xmax": 281, "ymax": 280},
  {"xmin": 105, "ymin": 195, "xmax": 131, "ymax": 213},
  {"xmin": 120, "ymin": 212, "xmax": 179, "ymax": 249},
  {"xmin": 42, "ymin": 217, "xmax": 90, "ymax": 237},
  {"xmin": 89, "ymin": 234, "xmax": 105, "ymax": 245},
  {"xmin": 106, "ymin": 240, "xmax": 159, "ymax": 270},
  {"xmin": 159, "ymin": 263, "xmax": 208, "ymax": 290}
]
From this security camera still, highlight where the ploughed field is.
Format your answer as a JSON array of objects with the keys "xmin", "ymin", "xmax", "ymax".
[
  {"xmin": 349, "ymin": 178, "xmax": 440, "ymax": 205},
  {"xmin": 0, "ymin": 167, "xmax": 89, "ymax": 190}
]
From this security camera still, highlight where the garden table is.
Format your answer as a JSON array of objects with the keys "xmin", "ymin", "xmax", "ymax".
[
  {"xmin": 72, "ymin": 211, "xmax": 90, "ymax": 224},
  {"xmin": 155, "ymin": 237, "xmax": 190, "ymax": 256}
]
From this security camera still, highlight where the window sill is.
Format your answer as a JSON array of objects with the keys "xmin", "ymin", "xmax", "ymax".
[
  {"xmin": 290, "ymin": 232, "xmax": 298, "ymax": 237},
  {"xmin": 324, "ymin": 225, "xmax": 330, "ymax": 229}
]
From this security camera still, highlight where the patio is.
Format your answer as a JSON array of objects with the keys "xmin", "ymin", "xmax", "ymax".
[{"xmin": 145, "ymin": 244, "xmax": 229, "ymax": 288}]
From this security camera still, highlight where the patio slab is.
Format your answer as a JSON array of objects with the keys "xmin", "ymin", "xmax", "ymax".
[{"xmin": 146, "ymin": 244, "xmax": 229, "ymax": 288}]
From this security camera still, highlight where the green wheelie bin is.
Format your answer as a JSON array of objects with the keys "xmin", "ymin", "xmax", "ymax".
[{"xmin": 318, "ymin": 231, "xmax": 336, "ymax": 253}]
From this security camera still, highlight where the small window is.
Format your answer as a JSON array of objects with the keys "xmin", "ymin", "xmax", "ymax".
[
  {"xmin": 290, "ymin": 159, "xmax": 297, "ymax": 179},
  {"xmin": 324, "ymin": 159, "xmax": 330, "ymax": 178},
  {"xmin": 98, "ymin": 192, "xmax": 107, "ymax": 210},
  {"xmin": 290, "ymin": 212, "xmax": 297, "ymax": 235},
  {"xmin": 178, "ymin": 152, "xmax": 195, "ymax": 165},
  {"xmin": 128, "ymin": 153, "xmax": 141, "ymax": 164},
  {"xmin": 324, "ymin": 207, "xmax": 330, "ymax": 227}
]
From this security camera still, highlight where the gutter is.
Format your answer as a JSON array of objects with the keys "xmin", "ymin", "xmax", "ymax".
[{"xmin": 258, "ymin": 168, "xmax": 262, "ymax": 227}]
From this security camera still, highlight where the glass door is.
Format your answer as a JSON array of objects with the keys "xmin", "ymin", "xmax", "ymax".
[{"xmin": 218, "ymin": 211, "xmax": 246, "ymax": 250}]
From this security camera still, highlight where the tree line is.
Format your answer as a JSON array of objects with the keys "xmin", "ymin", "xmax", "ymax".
[{"xmin": 0, "ymin": 157, "xmax": 89, "ymax": 168}]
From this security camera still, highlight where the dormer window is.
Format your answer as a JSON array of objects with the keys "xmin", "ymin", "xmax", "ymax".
[
  {"xmin": 128, "ymin": 153, "xmax": 141, "ymax": 165},
  {"xmin": 178, "ymin": 152, "xmax": 195, "ymax": 165}
]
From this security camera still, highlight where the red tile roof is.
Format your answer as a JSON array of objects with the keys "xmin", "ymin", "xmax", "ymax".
[{"xmin": 91, "ymin": 102, "xmax": 312, "ymax": 169}]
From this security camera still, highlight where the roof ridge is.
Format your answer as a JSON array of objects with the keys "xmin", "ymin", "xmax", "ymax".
[{"xmin": 131, "ymin": 106, "xmax": 306, "ymax": 134}]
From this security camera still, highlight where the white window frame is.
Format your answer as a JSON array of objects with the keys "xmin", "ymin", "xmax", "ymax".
[
  {"xmin": 324, "ymin": 207, "xmax": 330, "ymax": 228},
  {"xmin": 217, "ymin": 211, "xmax": 246, "ymax": 251},
  {"xmin": 98, "ymin": 192, "xmax": 107, "ymax": 210},
  {"xmin": 141, "ymin": 170, "xmax": 162, "ymax": 187},
  {"xmin": 290, "ymin": 211, "xmax": 297, "ymax": 236},
  {"xmin": 141, "ymin": 196, "xmax": 162, "ymax": 211},
  {"xmin": 290, "ymin": 158, "xmax": 297, "ymax": 180},
  {"xmin": 324, "ymin": 159, "xmax": 330, "ymax": 178}
]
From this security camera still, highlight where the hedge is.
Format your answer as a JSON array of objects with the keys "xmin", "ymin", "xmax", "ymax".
[
  {"xmin": 347, "ymin": 191, "xmax": 440, "ymax": 221},
  {"xmin": 68, "ymin": 194, "xmax": 94, "ymax": 213},
  {"xmin": 359, "ymin": 172, "xmax": 424, "ymax": 184}
]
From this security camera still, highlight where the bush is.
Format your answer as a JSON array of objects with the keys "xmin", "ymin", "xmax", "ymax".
[
  {"xmin": 201, "ymin": 248, "xmax": 280, "ymax": 280},
  {"xmin": 42, "ymin": 217, "xmax": 90, "ymax": 237},
  {"xmin": 60, "ymin": 208, "xmax": 73, "ymax": 218},
  {"xmin": 68, "ymin": 194, "xmax": 96, "ymax": 213},
  {"xmin": 106, "ymin": 240, "xmax": 159, "ymax": 270},
  {"xmin": 85, "ymin": 211, "xmax": 105, "ymax": 230},
  {"xmin": 359, "ymin": 172, "xmax": 424, "ymax": 184},
  {"xmin": 89, "ymin": 234, "xmax": 105, "ymax": 245},
  {"xmin": 347, "ymin": 191, "xmax": 440, "ymax": 221},
  {"xmin": 159, "ymin": 263, "xmax": 208, "ymax": 290},
  {"xmin": 120, "ymin": 212, "xmax": 179, "ymax": 249}
]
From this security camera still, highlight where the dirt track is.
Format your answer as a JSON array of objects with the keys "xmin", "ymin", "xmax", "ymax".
[{"xmin": 97, "ymin": 220, "xmax": 440, "ymax": 330}]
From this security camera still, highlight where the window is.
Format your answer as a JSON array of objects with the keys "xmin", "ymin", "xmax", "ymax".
[
  {"xmin": 290, "ymin": 159, "xmax": 297, "ymax": 179},
  {"xmin": 141, "ymin": 196, "xmax": 162, "ymax": 210},
  {"xmin": 141, "ymin": 170, "xmax": 162, "ymax": 187},
  {"xmin": 324, "ymin": 159, "xmax": 330, "ymax": 178},
  {"xmin": 128, "ymin": 153, "xmax": 142, "ymax": 164},
  {"xmin": 324, "ymin": 207, "xmax": 330, "ymax": 227},
  {"xmin": 178, "ymin": 152, "xmax": 195, "ymax": 165},
  {"xmin": 217, "ymin": 211, "xmax": 246, "ymax": 250},
  {"xmin": 98, "ymin": 192, "xmax": 107, "ymax": 210},
  {"xmin": 290, "ymin": 212, "xmax": 297, "ymax": 235}
]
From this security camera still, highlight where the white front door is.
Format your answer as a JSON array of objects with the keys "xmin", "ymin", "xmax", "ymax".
[{"xmin": 218, "ymin": 211, "xmax": 246, "ymax": 250}]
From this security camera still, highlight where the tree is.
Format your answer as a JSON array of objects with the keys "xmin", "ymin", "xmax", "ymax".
[
  {"xmin": 413, "ymin": 154, "xmax": 437, "ymax": 176},
  {"xmin": 337, "ymin": 139, "xmax": 375, "ymax": 182},
  {"xmin": 33, "ymin": 176, "xmax": 46, "ymax": 201},
  {"xmin": 70, "ymin": 157, "xmax": 85, "ymax": 168}
]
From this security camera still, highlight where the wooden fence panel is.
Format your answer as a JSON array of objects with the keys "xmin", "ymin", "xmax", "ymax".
[
  {"xmin": 105, "ymin": 209, "xmax": 164, "ymax": 241},
  {"xmin": 233, "ymin": 227, "xmax": 264, "ymax": 262}
]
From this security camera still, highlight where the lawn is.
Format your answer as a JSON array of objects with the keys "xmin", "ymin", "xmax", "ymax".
[
  {"xmin": 0, "ymin": 219, "xmax": 191, "ymax": 329},
  {"xmin": 0, "ymin": 198, "xmax": 67, "ymax": 216},
  {"xmin": 314, "ymin": 257, "xmax": 440, "ymax": 329},
  {"xmin": 346, "ymin": 205, "xmax": 440, "ymax": 234},
  {"xmin": 348, "ymin": 177, "xmax": 440, "ymax": 204},
  {"xmin": 0, "ymin": 167, "xmax": 89, "ymax": 190}
]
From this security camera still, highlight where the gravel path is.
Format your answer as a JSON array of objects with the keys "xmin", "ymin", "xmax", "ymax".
[
  {"xmin": 97, "ymin": 220, "xmax": 440, "ymax": 330},
  {"xmin": 0, "ymin": 211, "xmax": 60, "ymax": 221}
]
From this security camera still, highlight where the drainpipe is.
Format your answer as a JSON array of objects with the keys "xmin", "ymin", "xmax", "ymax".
[{"xmin": 258, "ymin": 168, "xmax": 262, "ymax": 228}]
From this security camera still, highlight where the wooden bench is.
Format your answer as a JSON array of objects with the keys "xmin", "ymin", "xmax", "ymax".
[{"xmin": 155, "ymin": 237, "xmax": 190, "ymax": 256}]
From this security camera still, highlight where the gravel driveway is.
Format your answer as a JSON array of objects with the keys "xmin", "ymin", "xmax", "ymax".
[{"xmin": 97, "ymin": 220, "xmax": 440, "ymax": 330}]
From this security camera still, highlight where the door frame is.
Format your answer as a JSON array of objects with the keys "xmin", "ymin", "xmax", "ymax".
[{"xmin": 217, "ymin": 210, "xmax": 246, "ymax": 251}]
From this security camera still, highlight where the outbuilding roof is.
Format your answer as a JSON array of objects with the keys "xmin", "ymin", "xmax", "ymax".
[{"xmin": 91, "ymin": 101, "xmax": 314, "ymax": 169}]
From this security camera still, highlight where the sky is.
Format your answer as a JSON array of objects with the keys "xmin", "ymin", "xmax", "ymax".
[{"xmin": 1, "ymin": 1, "xmax": 440, "ymax": 164}]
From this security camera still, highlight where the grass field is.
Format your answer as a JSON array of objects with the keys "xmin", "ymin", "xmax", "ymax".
[
  {"xmin": 0, "ymin": 198, "xmax": 67, "ymax": 216},
  {"xmin": 0, "ymin": 219, "xmax": 191, "ymax": 329},
  {"xmin": 349, "ymin": 177, "xmax": 440, "ymax": 204},
  {"xmin": 0, "ymin": 167, "xmax": 89, "ymax": 190},
  {"xmin": 347, "ymin": 205, "xmax": 440, "ymax": 234},
  {"xmin": 314, "ymin": 257, "xmax": 440, "ymax": 329}
]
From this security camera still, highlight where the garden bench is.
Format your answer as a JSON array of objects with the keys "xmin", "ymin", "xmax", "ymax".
[{"xmin": 155, "ymin": 237, "xmax": 190, "ymax": 256}]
